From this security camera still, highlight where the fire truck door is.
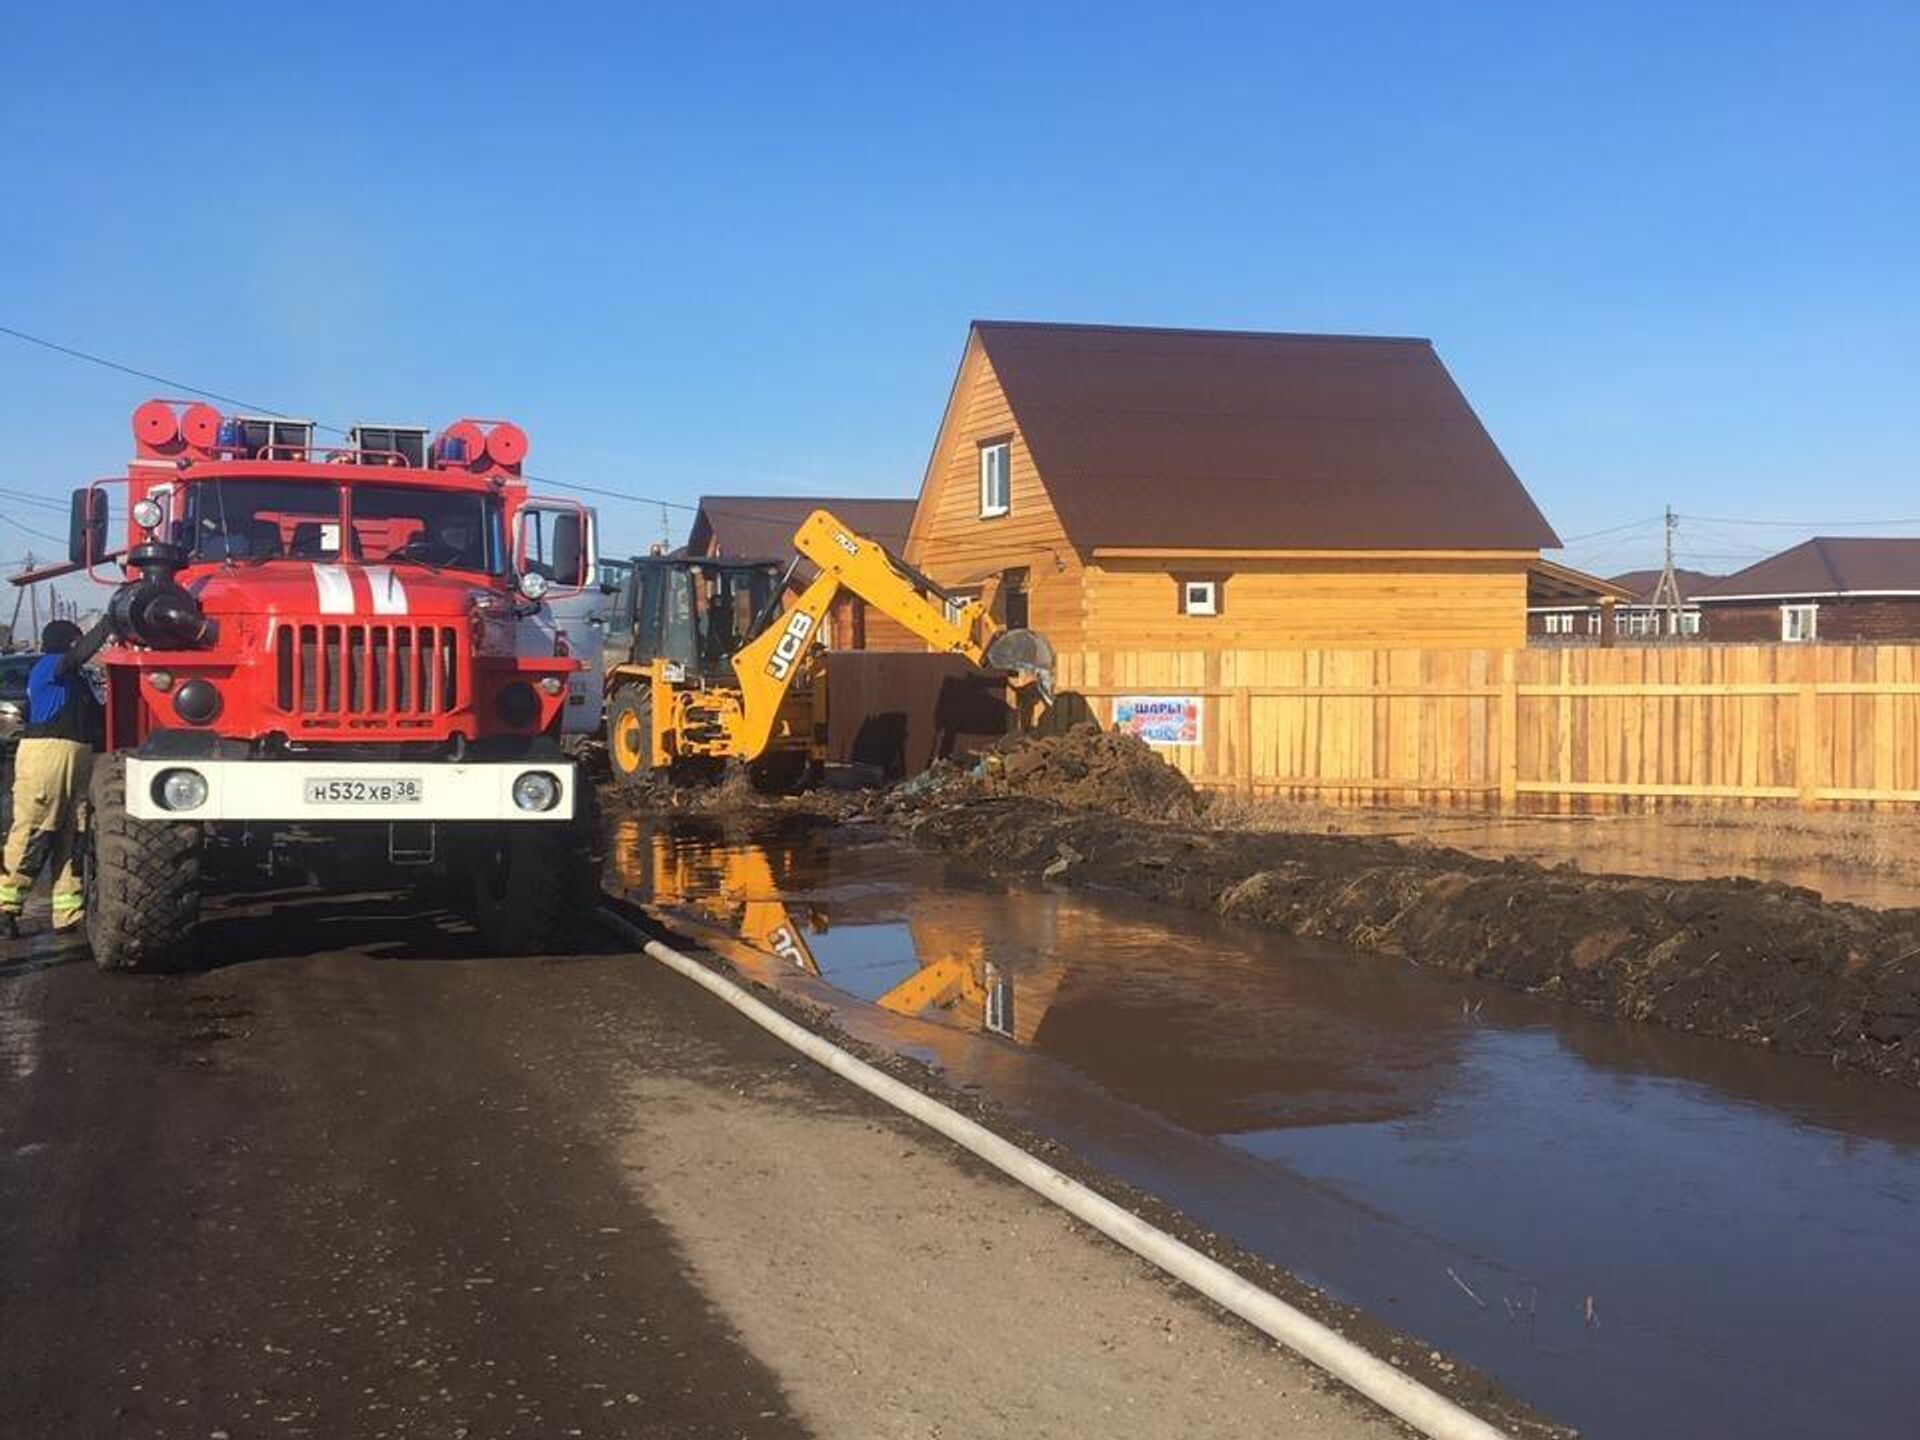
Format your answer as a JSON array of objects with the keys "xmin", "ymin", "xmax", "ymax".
[{"xmin": 515, "ymin": 504, "xmax": 607, "ymax": 736}]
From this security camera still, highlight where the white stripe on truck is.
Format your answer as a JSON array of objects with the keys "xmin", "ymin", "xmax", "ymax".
[
  {"xmin": 364, "ymin": 565, "xmax": 411, "ymax": 616},
  {"xmin": 311, "ymin": 564, "xmax": 355, "ymax": 615}
]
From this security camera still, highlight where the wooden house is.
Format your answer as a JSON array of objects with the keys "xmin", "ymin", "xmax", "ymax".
[
  {"xmin": 1696, "ymin": 538, "xmax": 1920, "ymax": 643},
  {"xmin": 902, "ymin": 321, "xmax": 1561, "ymax": 656}
]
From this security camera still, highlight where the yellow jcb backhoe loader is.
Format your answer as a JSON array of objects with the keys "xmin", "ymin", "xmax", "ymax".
[{"xmin": 602, "ymin": 508, "xmax": 1052, "ymax": 787}]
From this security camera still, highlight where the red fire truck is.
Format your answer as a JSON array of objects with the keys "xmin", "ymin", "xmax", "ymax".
[{"xmin": 65, "ymin": 401, "xmax": 598, "ymax": 971}]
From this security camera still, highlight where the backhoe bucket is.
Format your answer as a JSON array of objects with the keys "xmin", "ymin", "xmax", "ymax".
[{"xmin": 984, "ymin": 628, "xmax": 1056, "ymax": 703}]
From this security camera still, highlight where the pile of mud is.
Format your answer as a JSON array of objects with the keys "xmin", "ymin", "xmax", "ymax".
[
  {"xmin": 898, "ymin": 724, "xmax": 1204, "ymax": 823},
  {"xmin": 898, "ymin": 797, "xmax": 1920, "ymax": 1087}
]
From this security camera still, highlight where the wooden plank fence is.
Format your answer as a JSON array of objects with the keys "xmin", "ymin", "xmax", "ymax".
[{"xmin": 1052, "ymin": 644, "xmax": 1920, "ymax": 810}]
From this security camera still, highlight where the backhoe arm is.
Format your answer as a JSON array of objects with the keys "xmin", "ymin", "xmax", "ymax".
[
  {"xmin": 724, "ymin": 508, "xmax": 1052, "ymax": 761},
  {"xmin": 789, "ymin": 509, "xmax": 1016, "ymax": 664}
]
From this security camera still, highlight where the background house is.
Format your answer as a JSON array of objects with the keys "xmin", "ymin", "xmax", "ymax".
[
  {"xmin": 1527, "ymin": 565, "xmax": 1719, "ymax": 643},
  {"xmin": 1527, "ymin": 561, "xmax": 1636, "ymax": 642},
  {"xmin": 1696, "ymin": 538, "xmax": 1920, "ymax": 643},
  {"xmin": 901, "ymin": 320, "xmax": 1561, "ymax": 656},
  {"xmin": 685, "ymin": 494, "xmax": 917, "ymax": 649}
]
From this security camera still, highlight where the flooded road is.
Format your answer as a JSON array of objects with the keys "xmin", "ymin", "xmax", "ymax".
[{"xmin": 612, "ymin": 814, "xmax": 1920, "ymax": 1440}]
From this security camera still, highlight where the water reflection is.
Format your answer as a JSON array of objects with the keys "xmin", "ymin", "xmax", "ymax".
[{"xmin": 610, "ymin": 813, "xmax": 1920, "ymax": 1440}]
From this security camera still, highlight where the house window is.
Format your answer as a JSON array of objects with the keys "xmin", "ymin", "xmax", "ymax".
[
  {"xmin": 1677, "ymin": 611, "xmax": 1700, "ymax": 636},
  {"xmin": 979, "ymin": 441, "xmax": 1010, "ymax": 518},
  {"xmin": 1181, "ymin": 579, "xmax": 1219, "ymax": 617},
  {"xmin": 1587, "ymin": 611, "xmax": 1603, "ymax": 635},
  {"xmin": 1543, "ymin": 612, "xmax": 1575, "ymax": 635},
  {"xmin": 1781, "ymin": 604, "xmax": 1818, "ymax": 643}
]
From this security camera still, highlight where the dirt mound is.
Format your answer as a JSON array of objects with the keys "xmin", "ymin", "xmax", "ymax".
[
  {"xmin": 896, "ymin": 725, "xmax": 1203, "ymax": 823},
  {"xmin": 898, "ymin": 798, "xmax": 1920, "ymax": 1088}
]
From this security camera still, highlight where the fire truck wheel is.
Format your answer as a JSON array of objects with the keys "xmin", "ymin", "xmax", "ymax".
[
  {"xmin": 607, "ymin": 688, "xmax": 656, "ymax": 789},
  {"xmin": 85, "ymin": 754, "xmax": 203, "ymax": 973},
  {"xmin": 469, "ymin": 785, "xmax": 601, "ymax": 956}
]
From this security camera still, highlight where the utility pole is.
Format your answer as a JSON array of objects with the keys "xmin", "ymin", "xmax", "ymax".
[
  {"xmin": 659, "ymin": 504, "xmax": 672, "ymax": 553},
  {"xmin": 1650, "ymin": 506, "xmax": 1683, "ymax": 638},
  {"xmin": 5, "ymin": 555, "xmax": 23, "ymax": 652}
]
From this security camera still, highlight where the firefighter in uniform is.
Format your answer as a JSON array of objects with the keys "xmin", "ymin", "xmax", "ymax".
[{"xmin": 0, "ymin": 617, "xmax": 110, "ymax": 938}]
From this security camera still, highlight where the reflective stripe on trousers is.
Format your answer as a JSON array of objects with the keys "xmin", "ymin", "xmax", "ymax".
[{"xmin": 0, "ymin": 738, "xmax": 93, "ymax": 915}]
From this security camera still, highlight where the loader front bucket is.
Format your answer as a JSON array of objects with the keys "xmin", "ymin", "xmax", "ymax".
[{"xmin": 984, "ymin": 628, "xmax": 1056, "ymax": 703}]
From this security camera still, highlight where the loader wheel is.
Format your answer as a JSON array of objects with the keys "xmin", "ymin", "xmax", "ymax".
[
  {"xmin": 470, "ymin": 782, "xmax": 602, "ymax": 956},
  {"xmin": 85, "ymin": 754, "xmax": 202, "ymax": 973},
  {"xmin": 607, "ymin": 689, "xmax": 657, "ymax": 789}
]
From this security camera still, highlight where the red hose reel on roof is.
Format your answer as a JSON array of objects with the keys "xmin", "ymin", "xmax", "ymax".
[
  {"xmin": 433, "ymin": 419, "xmax": 529, "ymax": 472},
  {"xmin": 131, "ymin": 400, "xmax": 228, "ymax": 458}
]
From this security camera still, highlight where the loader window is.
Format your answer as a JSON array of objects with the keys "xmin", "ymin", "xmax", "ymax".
[{"xmin": 188, "ymin": 479, "xmax": 341, "ymax": 562}]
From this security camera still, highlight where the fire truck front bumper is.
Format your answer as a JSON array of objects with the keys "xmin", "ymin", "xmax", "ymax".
[{"xmin": 124, "ymin": 757, "xmax": 578, "ymax": 823}]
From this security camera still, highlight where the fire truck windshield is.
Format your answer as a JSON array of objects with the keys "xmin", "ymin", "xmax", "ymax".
[
  {"xmin": 184, "ymin": 479, "xmax": 505, "ymax": 575},
  {"xmin": 352, "ymin": 484, "xmax": 506, "ymax": 576}
]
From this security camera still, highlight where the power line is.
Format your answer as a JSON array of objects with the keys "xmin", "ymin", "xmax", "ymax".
[
  {"xmin": 1557, "ymin": 514, "xmax": 1664, "ymax": 545},
  {"xmin": 0, "ymin": 486, "xmax": 74, "ymax": 514},
  {"xmin": 0, "ymin": 321, "xmax": 884, "ymax": 539},
  {"xmin": 1680, "ymin": 511, "xmax": 1920, "ymax": 529},
  {"xmin": 0, "ymin": 323, "xmax": 295, "ymax": 419},
  {"xmin": 0, "ymin": 515, "xmax": 69, "ymax": 546}
]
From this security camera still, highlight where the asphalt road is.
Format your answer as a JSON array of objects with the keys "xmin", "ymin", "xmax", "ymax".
[{"xmin": 0, "ymin": 888, "xmax": 1401, "ymax": 1440}]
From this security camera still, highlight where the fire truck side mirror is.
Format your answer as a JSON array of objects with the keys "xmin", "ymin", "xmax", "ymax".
[
  {"xmin": 512, "ymin": 500, "xmax": 592, "ymax": 598},
  {"xmin": 69, "ymin": 487, "xmax": 108, "ymax": 566}
]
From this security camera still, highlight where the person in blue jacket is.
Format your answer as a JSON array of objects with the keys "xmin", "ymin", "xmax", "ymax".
[{"xmin": 0, "ymin": 617, "xmax": 109, "ymax": 938}]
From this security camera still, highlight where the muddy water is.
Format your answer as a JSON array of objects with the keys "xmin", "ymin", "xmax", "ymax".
[{"xmin": 611, "ymin": 816, "xmax": 1920, "ymax": 1440}]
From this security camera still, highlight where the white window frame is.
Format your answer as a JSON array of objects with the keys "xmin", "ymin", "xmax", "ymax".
[
  {"xmin": 978, "ymin": 441, "xmax": 1010, "ymax": 519},
  {"xmin": 1543, "ymin": 612, "xmax": 1574, "ymax": 635},
  {"xmin": 1781, "ymin": 603, "xmax": 1818, "ymax": 643},
  {"xmin": 1181, "ymin": 579, "xmax": 1219, "ymax": 617},
  {"xmin": 943, "ymin": 590, "xmax": 978, "ymax": 627}
]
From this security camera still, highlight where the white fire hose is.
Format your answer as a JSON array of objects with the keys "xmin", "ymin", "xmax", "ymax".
[{"xmin": 601, "ymin": 908, "xmax": 1515, "ymax": 1440}]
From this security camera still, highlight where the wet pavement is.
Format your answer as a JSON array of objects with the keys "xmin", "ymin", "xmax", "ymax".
[{"xmin": 612, "ymin": 813, "xmax": 1920, "ymax": 1440}]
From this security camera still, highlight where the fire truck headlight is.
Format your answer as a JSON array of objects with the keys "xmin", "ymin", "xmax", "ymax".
[
  {"xmin": 155, "ymin": 768, "xmax": 209, "ymax": 813},
  {"xmin": 538, "ymin": 675, "xmax": 565, "ymax": 696},
  {"xmin": 131, "ymin": 498, "xmax": 164, "ymax": 532},
  {"xmin": 516, "ymin": 570, "xmax": 550, "ymax": 601},
  {"xmin": 172, "ymin": 679, "xmax": 221, "ymax": 725},
  {"xmin": 511, "ymin": 771, "xmax": 560, "ymax": 812}
]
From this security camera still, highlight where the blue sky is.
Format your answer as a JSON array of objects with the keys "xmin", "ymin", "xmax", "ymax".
[{"xmin": 1, "ymin": 0, "xmax": 1914, "ymax": 583}]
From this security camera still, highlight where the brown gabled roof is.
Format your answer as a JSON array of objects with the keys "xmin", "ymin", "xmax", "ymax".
[
  {"xmin": 1605, "ymin": 567, "xmax": 1723, "ymax": 604},
  {"xmin": 687, "ymin": 495, "xmax": 915, "ymax": 562},
  {"xmin": 1696, "ymin": 538, "xmax": 1920, "ymax": 601},
  {"xmin": 971, "ymin": 320, "xmax": 1560, "ymax": 552}
]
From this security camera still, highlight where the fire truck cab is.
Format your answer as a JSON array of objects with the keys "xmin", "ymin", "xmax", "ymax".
[{"xmin": 68, "ymin": 400, "xmax": 599, "ymax": 970}]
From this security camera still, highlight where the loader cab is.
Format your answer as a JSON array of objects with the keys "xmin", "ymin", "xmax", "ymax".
[{"xmin": 618, "ymin": 555, "xmax": 787, "ymax": 680}]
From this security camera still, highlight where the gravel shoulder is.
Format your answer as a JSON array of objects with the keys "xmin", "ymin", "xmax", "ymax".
[{"xmin": 0, "ymin": 885, "xmax": 1418, "ymax": 1440}]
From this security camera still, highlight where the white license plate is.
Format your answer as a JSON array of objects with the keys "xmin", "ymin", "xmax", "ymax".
[{"xmin": 303, "ymin": 777, "xmax": 423, "ymax": 805}]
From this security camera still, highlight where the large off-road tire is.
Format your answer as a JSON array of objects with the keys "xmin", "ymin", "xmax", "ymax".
[
  {"xmin": 85, "ymin": 754, "xmax": 203, "ymax": 973},
  {"xmin": 469, "ymin": 782, "xmax": 602, "ymax": 955},
  {"xmin": 606, "ymin": 687, "xmax": 657, "ymax": 790}
]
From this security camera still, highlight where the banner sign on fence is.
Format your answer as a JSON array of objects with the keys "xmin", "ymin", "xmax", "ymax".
[{"xmin": 1114, "ymin": 695, "xmax": 1203, "ymax": 747}]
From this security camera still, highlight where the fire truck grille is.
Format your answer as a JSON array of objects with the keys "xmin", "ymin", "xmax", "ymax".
[{"xmin": 276, "ymin": 623, "xmax": 462, "ymax": 722}]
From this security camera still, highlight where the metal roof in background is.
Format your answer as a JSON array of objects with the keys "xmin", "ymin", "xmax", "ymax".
[
  {"xmin": 1605, "ymin": 567, "xmax": 1724, "ymax": 604},
  {"xmin": 687, "ymin": 495, "xmax": 916, "ymax": 561},
  {"xmin": 1696, "ymin": 538, "xmax": 1920, "ymax": 600},
  {"xmin": 971, "ymin": 320, "xmax": 1562, "ymax": 553}
]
